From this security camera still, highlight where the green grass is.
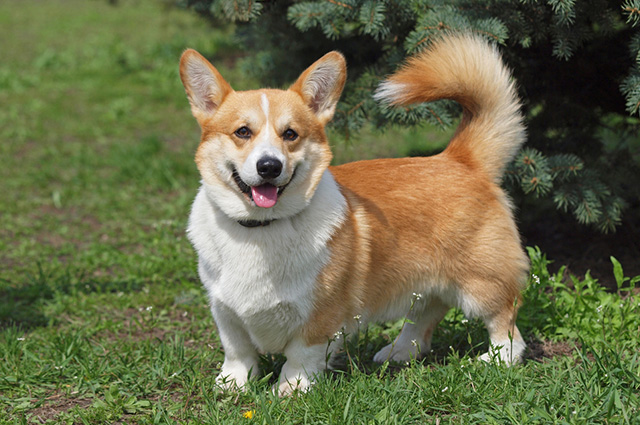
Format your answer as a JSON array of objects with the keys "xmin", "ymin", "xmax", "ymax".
[{"xmin": 1, "ymin": 1, "xmax": 640, "ymax": 423}]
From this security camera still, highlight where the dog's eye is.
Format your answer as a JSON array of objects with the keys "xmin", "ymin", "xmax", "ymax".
[
  {"xmin": 283, "ymin": 129, "xmax": 298, "ymax": 141},
  {"xmin": 234, "ymin": 126, "xmax": 252, "ymax": 139}
]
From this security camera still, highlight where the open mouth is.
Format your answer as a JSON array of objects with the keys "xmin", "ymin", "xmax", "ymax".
[{"xmin": 231, "ymin": 168, "xmax": 293, "ymax": 208}]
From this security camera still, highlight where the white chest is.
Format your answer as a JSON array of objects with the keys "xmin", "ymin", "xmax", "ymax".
[{"xmin": 187, "ymin": 171, "xmax": 347, "ymax": 352}]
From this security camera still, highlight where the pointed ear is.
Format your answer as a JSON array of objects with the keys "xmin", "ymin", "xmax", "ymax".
[
  {"xmin": 179, "ymin": 49, "xmax": 233, "ymax": 123},
  {"xmin": 289, "ymin": 51, "xmax": 347, "ymax": 124}
]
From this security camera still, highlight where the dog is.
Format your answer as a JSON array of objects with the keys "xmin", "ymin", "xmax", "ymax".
[{"xmin": 179, "ymin": 33, "xmax": 529, "ymax": 396}]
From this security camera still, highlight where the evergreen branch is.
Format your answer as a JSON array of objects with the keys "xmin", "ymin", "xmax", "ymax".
[
  {"xmin": 426, "ymin": 107, "xmax": 445, "ymax": 127},
  {"xmin": 217, "ymin": 0, "xmax": 261, "ymax": 21},
  {"xmin": 347, "ymin": 101, "xmax": 366, "ymax": 116},
  {"xmin": 327, "ymin": 0, "xmax": 353, "ymax": 10},
  {"xmin": 622, "ymin": 0, "xmax": 640, "ymax": 27},
  {"xmin": 357, "ymin": 0, "xmax": 388, "ymax": 40},
  {"xmin": 475, "ymin": 29, "xmax": 502, "ymax": 42},
  {"xmin": 408, "ymin": 23, "xmax": 452, "ymax": 52},
  {"xmin": 473, "ymin": 18, "xmax": 509, "ymax": 43},
  {"xmin": 547, "ymin": 0, "xmax": 576, "ymax": 26},
  {"xmin": 621, "ymin": 72, "xmax": 640, "ymax": 115},
  {"xmin": 288, "ymin": 2, "xmax": 328, "ymax": 31},
  {"xmin": 575, "ymin": 197, "xmax": 601, "ymax": 224},
  {"xmin": 548, "ymin": 153, "xmax": 583, "ymax": 181}
]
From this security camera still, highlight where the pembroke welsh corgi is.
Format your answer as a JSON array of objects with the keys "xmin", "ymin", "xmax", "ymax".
[{"xmin": 179, "ymin": 33, "xmax": 529, "ymax": 396}]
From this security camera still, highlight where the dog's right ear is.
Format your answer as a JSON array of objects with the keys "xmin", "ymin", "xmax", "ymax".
[{"xmin": 179, "ymin": 49, "xmax": 233, "ymax": 123}]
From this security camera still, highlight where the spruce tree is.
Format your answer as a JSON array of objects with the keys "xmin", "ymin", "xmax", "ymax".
[{"xmin": 177, "ymin": 0, "xmax": 640, "ymax": 232}]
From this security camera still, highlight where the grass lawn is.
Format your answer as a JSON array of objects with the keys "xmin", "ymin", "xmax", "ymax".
[{"xmin": 1, "ymin": 0, "xmax": 639, "ymax": 423}]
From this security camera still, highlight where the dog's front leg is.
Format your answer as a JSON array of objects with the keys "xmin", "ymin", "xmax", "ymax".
[
  {"xmin": 211, "ymin": 305, "xmax": 259, "ymax": 391},
  {"xmin": 278, "ymin": 336, "xmax": 328, "ymax": 396}
]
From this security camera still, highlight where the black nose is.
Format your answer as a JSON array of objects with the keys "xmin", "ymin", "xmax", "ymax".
[{"xmin": 256, "ymin": 157, "xmax": 283, "ymax": 179}]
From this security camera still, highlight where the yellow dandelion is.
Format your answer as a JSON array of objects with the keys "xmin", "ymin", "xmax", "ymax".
[{"xmin": 242, "ymin": 410, "xmax": 255, "ymax": 419}]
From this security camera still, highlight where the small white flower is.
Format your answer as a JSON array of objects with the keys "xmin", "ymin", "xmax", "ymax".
[
  {"xmin": 461, "ymin": 319, "xmax": 469, "ymax": 324},
  {"xmin": 572, "ymin": 410, "xmax": 577, "ymax": 415},
  {"xmin": 596, "ymin": 305, "xmax": 603, "ymax": 313},
  {"xmin": 353, "ymin": 314, "xmax": 362, "ymax": 322},
  {"xmin": 17, "ymin": 337, "xmax": 25, "ymax": 341},
  {"xmin": 411, "ymin": 339, "xmax": 417, "ymax": 346},
  {"xmin": 145, "ymin": 306, "xmax": 153, "ymax": 312},
  {"xmin": 442, "ymin": 386, "xmax": 448, "ymax": 392},
  {"xmin": 533, "ymin": 274, "xmax": 540, "ymax": 285},
  {"xmin": 412, "ymin": 292, "xmax": 423, "ymax": 300},
  {"xmin": 418, "ymin": 399, "xmax": 423, "ymax": 404}
]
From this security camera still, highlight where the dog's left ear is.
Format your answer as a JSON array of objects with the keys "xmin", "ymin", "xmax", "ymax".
[{"xmin": 289, "ymin": 51, "xmax": 347, "ymax": 125}]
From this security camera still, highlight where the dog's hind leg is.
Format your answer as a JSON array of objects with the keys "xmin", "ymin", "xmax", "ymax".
[
  {"xmin": 478, "ymin": 299, "xmax": 526, "ymax": 365},
  {"xmin": 278, "ymin": 336, "xmax": 330, "ymax": 396},
  {"xmin": 373, "ymin": 298, "xmax": 450, "ymax": 363}
]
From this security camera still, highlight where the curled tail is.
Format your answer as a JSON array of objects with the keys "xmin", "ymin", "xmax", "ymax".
[{"xmin": 374, "ymin": 34, "xmax": 525, "ymax": 182}]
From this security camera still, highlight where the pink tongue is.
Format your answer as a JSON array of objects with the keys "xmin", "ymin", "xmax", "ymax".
[{"xmin": 251, "ymin": 184, "xmax": 278, "ymax": 208}]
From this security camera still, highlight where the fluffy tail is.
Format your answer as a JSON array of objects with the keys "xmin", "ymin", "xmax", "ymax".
[{"xmin": 374, "ymin": 34, "xmax": 525, "ymax": 182}]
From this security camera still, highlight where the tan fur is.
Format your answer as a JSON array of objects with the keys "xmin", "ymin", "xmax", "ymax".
[
  {"xmin": 299, "ymin": 35, "xmax": 529, "ymax": 351},
  {"xmin": 302, "ymin": 155, "xmax": 528, "ymax": 343}
]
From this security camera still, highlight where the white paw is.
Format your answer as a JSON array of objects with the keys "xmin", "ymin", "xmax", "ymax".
[
  {"xmin": 215, "ymin": 374, "xmax": 246, "ymax": 391},
  {"xmin": 478, "ymin": 340, "xmax": 525, "ymax": 366},
  {"xmin": 277, "ymin": 374, "xmax": 313, "ymax": 397},
  {"xmin": 215, "ymin": 359, "xmax": 258, "ymax": 391},
  {"xmin": 373, "ymin": 341, "xmax": 423, "ymax": 364}
]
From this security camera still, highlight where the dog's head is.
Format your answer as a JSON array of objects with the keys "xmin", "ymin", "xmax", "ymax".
[{"xmin": 179, "ymin": 50, "xmax": 346, "ymax": 222}]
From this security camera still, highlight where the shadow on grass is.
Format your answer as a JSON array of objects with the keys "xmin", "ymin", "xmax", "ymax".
[{"xmin": 0, "ymin": 262, "xmax": 144, "ymax": 330}]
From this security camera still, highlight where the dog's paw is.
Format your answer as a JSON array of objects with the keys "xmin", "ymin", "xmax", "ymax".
[
  {"xmin": 478, "ymin": 340, "xmax": 525, "ymax": 366},
  {"xmin": 373, "ymin": 341, "xmax": 422, "ymax": 364},
  {"xmin": 215, "ymin": 373, "xmax": 248, "ymax": 392},
  {"xmin": 277, "ymin": 374, "xmax": 313, "ymax": 397},
  {"xmin": 215, "ymin": 359, "xmax": 258, "ymax": 391}
]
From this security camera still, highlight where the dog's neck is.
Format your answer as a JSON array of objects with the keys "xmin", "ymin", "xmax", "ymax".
[{"xmin": 237, "ymin": 219, "xmax": 276, "ymax": 228}]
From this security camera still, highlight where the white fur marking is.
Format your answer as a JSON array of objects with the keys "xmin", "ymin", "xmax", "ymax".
[
  {"xmin": 479, "ymin": 338, "xmax": 526, "ymax": 365},
  {"xmin": 373, "ymin": 81, "xmax": 407, "ymax": 104},
  {"xmin": 188, "ymin": 171, "xmax": 347, "ymax": 357},
  {"xmin": 278, "ymin": 337, "xmax": 327, "ymax": 396}
]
